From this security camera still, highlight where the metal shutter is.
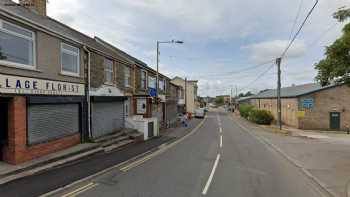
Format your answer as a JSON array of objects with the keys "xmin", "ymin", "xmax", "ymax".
[
  {"xmin": 92, "ymin": 101, "xmax": 124, "ymax": 138},
  {"xmin": 28, "ymin": 104, "xmax": 80, "ymax": 144}
]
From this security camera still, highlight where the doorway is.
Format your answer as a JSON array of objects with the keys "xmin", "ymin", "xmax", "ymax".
[
  {"xmin": 0, "ymin": 99, "xmax": 9, "ymax": 160},
  {"xmin": 330, "ymin": 112, "xmax": 341, "ymax": 130}
]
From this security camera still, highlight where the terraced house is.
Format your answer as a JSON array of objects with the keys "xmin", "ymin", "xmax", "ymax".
[
  {"xmin": 0, "ymin": 0, "xmax": 87, "ymax": 164},
  {"xmin": 0, "ymin": 0, "xmax": 179, "ymax": 165}
]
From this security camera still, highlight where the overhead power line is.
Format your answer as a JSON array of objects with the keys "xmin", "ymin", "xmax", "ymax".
[
  {"xmin": 287, "ymin": 0, "xmax": 304, "ymax": 43},
  {"xmin": 238, "ymin": 63, "xmax": 275, "ymax": 92},
  {"xmin": 193, "ymin": 59, "xmax": 275, "ymax": 78},
  {"xmin": 281, "ymin": 0, "xmax": 319, "ymax": 58}
]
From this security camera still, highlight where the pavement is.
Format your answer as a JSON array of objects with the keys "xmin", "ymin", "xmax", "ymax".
[
  {"xmin": 234, "ymin": 114, "xmax": 350, "ymax": 197},
  {"xmin": 0, "ymin": 118, "xmax": 203, "ymax": 197},
  {"xmin": 50, "ymin": 111, "xmax": 326, "ymax": 197}
]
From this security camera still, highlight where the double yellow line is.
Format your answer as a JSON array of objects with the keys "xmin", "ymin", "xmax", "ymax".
[
  {"xmin": 61, "ymin": 182, "xmax": 98, "ymax": 197},
  {"xmin": 120, "ymin": 117, "xmax": 207, "ymax": 172}
]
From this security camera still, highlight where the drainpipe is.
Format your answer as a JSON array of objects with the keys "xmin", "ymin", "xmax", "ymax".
[{"xmin": 83, "ymin": 46, "xmax": 92, "ymax": 139}]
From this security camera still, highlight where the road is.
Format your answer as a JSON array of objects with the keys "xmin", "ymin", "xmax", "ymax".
[{"xmin": 56, "ymin": 111, "xmax": 325, "ymax": 197}]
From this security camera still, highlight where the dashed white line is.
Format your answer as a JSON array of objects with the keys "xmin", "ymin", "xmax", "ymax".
[
  {"xmin": 202, "ymin": 154, "xmax": 221, "ymax": 195},
  {"xmin": 219, "ymin": 127, "xmax": 222, "ymax": 133},
  {"xmin": 220, "ymin": 135, "xmax": 223, "ymax": 148}
]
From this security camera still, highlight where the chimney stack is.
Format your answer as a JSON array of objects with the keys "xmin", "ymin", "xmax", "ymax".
[{"xmin": 19, "ymin": 0, "xmax": 47, "ymax": 16}]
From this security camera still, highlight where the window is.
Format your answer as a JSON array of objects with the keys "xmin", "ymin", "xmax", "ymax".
[
  {"xmin": 124, "ymin": 66, "xmax": 131, "ymax": 87},
  {"xmin": 159, "ymin": 79, "xmax": 166, "ymax": 91},
  {"xmin": 141, "ymin": 70, "xmax": 147, "ymax": 89},
  {"xmin": 148, "ymin": 76, "xmax": 156, "ymax": 88},
  {"xmin": 61, "ymin": 43, "xmax": 80, "ymax": 76},
  {"xmin": 104, "ymin": 58, "xmax": 113, "ymax": 83},
  {"xmin": 0, "ymin": 20, "xmax": 35, "ymax": 67}
]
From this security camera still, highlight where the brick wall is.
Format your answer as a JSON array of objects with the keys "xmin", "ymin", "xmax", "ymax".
[
  {"xmin": 253, "ymin": 98, "xmax": 299, "ymax": 127},
  {"xmin": 299, "ymin": 85, "xmax": 350, "ymax": 130},
  {"xmin": 2, "ymin": 96, "xmax": 80, "ymax": 165}
]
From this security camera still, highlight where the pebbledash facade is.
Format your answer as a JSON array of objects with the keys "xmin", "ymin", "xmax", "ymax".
[
  {"xmin": 247, "ymin": 83, "xmax": 350, "ymax": 131},
  {"xmin": 0, "ymin": 0, "xmax": 181, "ymax": 164}
]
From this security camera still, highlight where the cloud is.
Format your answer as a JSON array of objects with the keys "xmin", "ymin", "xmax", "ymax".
[
  {"xmin": 46, "ymin": 0, "xmax": 349, "ymax": 97},
  {"xmin": 243, "ymin": 40, "xmax": 306, "ymax": 62}
]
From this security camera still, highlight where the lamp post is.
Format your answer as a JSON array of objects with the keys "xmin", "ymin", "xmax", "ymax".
[{"xmin": 156, "ymin": 40, "xmax": 183, "ymax": 109}]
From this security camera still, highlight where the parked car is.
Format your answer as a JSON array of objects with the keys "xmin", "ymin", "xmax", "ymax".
[{"xmin": 195, "ymin": 108, "xmax": 206, "ymax": 118}]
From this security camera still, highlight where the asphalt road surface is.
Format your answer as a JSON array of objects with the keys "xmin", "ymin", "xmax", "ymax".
[{"xmin": 57, "ymin": 111, "xmax": 326, "ymax": 197}]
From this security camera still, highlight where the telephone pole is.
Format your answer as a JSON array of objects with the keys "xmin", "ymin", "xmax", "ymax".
[
  {"xmin": 185, "ymin": 77, "xmax": 187, "ymax": 113},
  {"xmin": 276, "ymin": 57, "xmax": 282, "ymax": 130}
]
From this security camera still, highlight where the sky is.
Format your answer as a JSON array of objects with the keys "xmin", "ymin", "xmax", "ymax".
[{"xmin": 43, "ymin": 0, "xmax": 350, "ymax": 97}]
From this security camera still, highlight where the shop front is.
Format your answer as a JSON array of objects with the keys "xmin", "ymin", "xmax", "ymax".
[{"xmin": 0, "ymin": 74, "xmax": 85, "ymax": 164}]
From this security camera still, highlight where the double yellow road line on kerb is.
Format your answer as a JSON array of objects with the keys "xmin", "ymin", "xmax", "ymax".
[
  {"xmin": 61, "ymin": 182, "xmax": 98, "ymax": 197},
  {"xmin": 120, "ymin": 117, "xmax": 207, "ymax": 172}
]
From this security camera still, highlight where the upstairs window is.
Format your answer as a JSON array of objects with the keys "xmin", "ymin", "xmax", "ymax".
[
  {"xmin": 0, "ymin": 20, "xmax": 35, "ymax": 67},
  {"xmin": 124, "ymin": 66, "xmax": 131, "ymax": 87},
  {"xmin": 159, "ymin": 79, "xmax": 166, "ymax": 91},
  {"xmin": 148, "ymin": 76, "xmax": 156, "ymax": 89},
  {"xmin": 61, "ymin": 43, "xmax": 80, "ymax": 76},
  {"xmin": 141, "ymin": 70, "xmax": 147, "ymax": 89},
  {"xmin": 104, "ymin": 58, "xmax": 113, "ymax": 83}
]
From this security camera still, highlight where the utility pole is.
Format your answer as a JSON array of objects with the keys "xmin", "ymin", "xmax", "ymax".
[
  {"xmin": 230, "ymin": 87, "xmax": 233, "ymax": 111},
  {"xmin": 276, "ymin": 57, "xmax": 282, "ymax": 130},
  {"xmin": 235, "ymin": 85, "xmax": 238, "ymax": 98},
  {"xmin": 156, "ymin": 41, "xmax": 160, "ymax": 111},
  {"xmin": 185, "ymin": 77, "xmax": 187, "ymax": 113}
]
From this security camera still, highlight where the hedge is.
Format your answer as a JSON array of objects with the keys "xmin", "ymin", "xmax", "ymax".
[{"xmin": 239, "ymin": 104, "xmax": 274, "ymax": 125}]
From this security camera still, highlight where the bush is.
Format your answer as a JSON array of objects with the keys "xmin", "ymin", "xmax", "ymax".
[
  {"xmin": 250, "ymin": 109, "xmax": 274, "ymax": 125},
  {"xmin": 239, "ymin": 104, "xmax": 255, "ymax": 119}
]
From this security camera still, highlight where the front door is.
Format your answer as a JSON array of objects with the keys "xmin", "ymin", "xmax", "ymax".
[
  {"xmin": 0, "ymin": 99, "xmax": 9, "ymax": 160},
  {"xmin": 330, "ymin": 112, "xmax": 341, "ymax": 130}
]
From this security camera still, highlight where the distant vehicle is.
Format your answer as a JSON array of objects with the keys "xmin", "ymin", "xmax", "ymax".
[
  {"xmin": 204, "ymin": 107, "xmax": 209, "ymax": 112},
  {"xmin": 195, "ymin": 108, "xmax": 206, "ymax": 118}
]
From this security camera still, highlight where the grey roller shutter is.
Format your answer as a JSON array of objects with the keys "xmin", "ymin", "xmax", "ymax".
[
  {"xmin": 28, "ymin": 104, "xmax": 80, "ymax": 145},
  {"xmin": 92, "ymin": 101, "xmax": 124, "ymax": 138}
]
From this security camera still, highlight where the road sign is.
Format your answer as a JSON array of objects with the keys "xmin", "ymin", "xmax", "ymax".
[{"xmin": 149, "ymin": 88, "xmax": 157, "ymax": 97}]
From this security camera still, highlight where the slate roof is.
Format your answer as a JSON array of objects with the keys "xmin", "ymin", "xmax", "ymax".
[
  {"xmin": 0, "ymin": 0, "xmax": 131, "ymax": 63},
  {"xmin": 253, "ymin": 83, "xmax": 338, "ymax": 99}
]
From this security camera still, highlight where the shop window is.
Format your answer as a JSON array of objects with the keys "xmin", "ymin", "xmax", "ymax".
[{"xmin": 0, "ymin": 20, "xmax": 35, "ymax": 68}]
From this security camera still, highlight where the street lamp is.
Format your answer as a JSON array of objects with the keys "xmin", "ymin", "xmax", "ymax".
[{"xmin": 156, "ymin": 40, "xmax": 184, "ymax": 104}]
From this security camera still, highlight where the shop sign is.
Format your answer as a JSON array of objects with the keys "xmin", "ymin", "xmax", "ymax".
[
  {"xmin": 297, "ymin": 111, "xmax": 305, "ymax": 118},
  {"xmin": 0, "ymin": 74, "xmax": 85, "ymax": 96},
  {"xmin": 302, "ymin": 98, "xmax": 314, "ymax": 109},
  {"xmin": 136, "ymin": 98, "xmax": 147, "ymax": 114}
]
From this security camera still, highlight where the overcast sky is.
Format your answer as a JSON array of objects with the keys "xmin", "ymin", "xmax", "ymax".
[{"xmin": 46, "ymin": 0, "xmax": 349, "ymax": 97}]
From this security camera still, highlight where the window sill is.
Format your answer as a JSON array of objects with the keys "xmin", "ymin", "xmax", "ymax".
[
  {"xmin": 0, "ymin": 61, "xmax": 42, "ymax": 73},
  {"xmin": 104, "ymin": 82, "xmax": 115, "ymax": 86},
  {"xmin": 59, "ymin": 72, "xmax": 82, "ymax": 79}
]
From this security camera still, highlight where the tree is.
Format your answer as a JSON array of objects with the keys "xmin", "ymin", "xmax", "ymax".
[
  {"xmin": 315, "ymin": 7, "xmax": 350, "ymax": 86},
  {"xmin": 238, "ymin": 91, "xmax": 254, "ymax": 97},
  {"xmin": 215, "ymin": 97, "xmax": 224, "ymax": 106}
]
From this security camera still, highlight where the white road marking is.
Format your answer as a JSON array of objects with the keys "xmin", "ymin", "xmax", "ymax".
[
  {"xmin": 202, "ymin": 154, "xmax": 221, "ymax": 195},
  {"xmin": 220, "ymin": 135, "xmax": 223, "ymax": 148},
  {"xmin": 219, "ymin": 127, "xmax": 222, "ymax": 133},
  {"xmin": 61, "ymin": 182, "xmax": 98, "ymax": 197}
]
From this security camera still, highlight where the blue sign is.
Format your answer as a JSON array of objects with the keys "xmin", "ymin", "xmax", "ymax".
[
  {"xmin": 149, "ymin": 88, "xmax": 157, "ymax": 97},
  {"xmin": 302, "ymin": 98, "xmax": 314, "ymax": 109}
]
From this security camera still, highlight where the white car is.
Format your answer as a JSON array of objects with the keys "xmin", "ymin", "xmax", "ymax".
[{"xmin": 195, "ymin": 108, "xmax": 206, "ymax": 118}]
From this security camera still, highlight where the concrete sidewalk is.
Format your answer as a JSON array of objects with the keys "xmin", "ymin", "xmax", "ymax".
[{"xmin": 232, "ymin": 114, "xmax": 350, "ymax": 197}]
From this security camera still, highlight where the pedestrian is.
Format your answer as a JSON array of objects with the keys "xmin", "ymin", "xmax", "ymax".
[{"xmin": 182, "ymin": 113, "xmax": 188, "ymax": 127}]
